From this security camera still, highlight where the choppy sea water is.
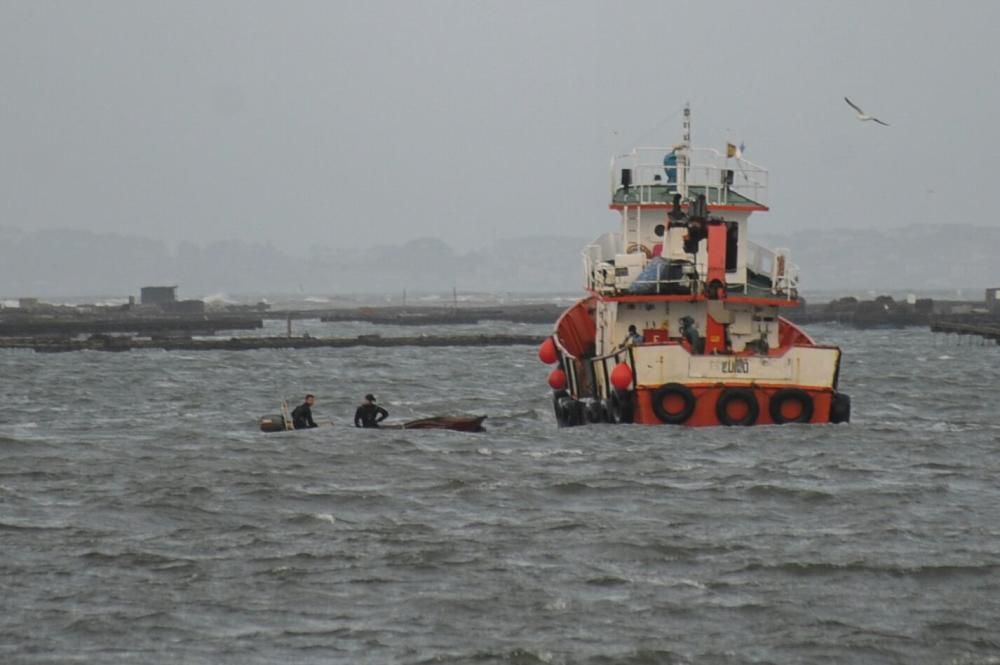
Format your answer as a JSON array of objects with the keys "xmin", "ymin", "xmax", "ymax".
[{"xmin": 2, "ymin": 323, "xmax": 999, "ymax": 664}]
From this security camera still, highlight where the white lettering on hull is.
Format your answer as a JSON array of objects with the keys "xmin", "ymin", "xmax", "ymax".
[{"xmin": 688, "ymin": 356, "xmax": 794, "ymax": 381}]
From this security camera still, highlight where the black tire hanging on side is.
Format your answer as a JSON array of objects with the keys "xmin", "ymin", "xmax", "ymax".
[
  {"xmin": 768, "ymin": 388, "xmax": 815, "ymax": 424},
  {"xmin": 829, "ymin": 392, "xmax": 851, "ymax": 424},
  {"xmin": 716, "ymin": 388, "xmax": 759, "ymax": 426},
  {"xmin": 601, "ymin": 398, "xmax": 617, "ymax": 424},
  {"xmin": 585, "ymin": 399, "xmax": 606, "ymax": 424},
  {"xmin": 609, "ymin": 389, "xmax": 634, "ymax": 424},
  {"xmin": 650, "ymin": 383, "xmax": 696, "ymax": 425},
  {"xmin": 552, "ymin": 390, "xmax": 570, "ymax": 427},
  {"xmin": 565, "ymin": 399, "xmax": 585, "ymax": 426}
]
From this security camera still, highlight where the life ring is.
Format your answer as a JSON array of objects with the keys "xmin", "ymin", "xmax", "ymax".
[
  {"xmin": 769, "ymin": 388, "xmax": 814, "ymax": 424},
  {"xmin": 716, "ymin": 388, "xmax": 759, "ymax": 426},
  {"xmin": 609, "ymin": 389, "xmax": 634, "ymax": 424},
  {"xmin": 651, "ymin": 383, "xmax": 696, "ymax": 425},
  {"xmin": 625, "ymin": 242, "xmax": 653, "ymax": 259}
]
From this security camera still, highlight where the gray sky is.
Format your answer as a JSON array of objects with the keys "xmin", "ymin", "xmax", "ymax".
[{"xmin": 2, "ymin": 0, "xmax": 997, "ymax": 254}]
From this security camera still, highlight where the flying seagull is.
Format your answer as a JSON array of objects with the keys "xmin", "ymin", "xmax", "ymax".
[{"xmin": 844, "ymin": 97, "xmax": 889, "ymax": 126}]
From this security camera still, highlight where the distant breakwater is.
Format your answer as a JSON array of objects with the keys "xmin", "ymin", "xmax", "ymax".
[
  {"xmin": 0, "ymin": 333, "xmax": 546, "ymax": 354},
  {"xmin": 312, "ymin": 304, "xmax": 564, "ymax": 325},
  {"xmin": 787, "ymin": 295, "xmax": 998, "ymax": 329},
  {"xmin": 0, "ymin": 304, "xmax": 565, "ymax": 338},
  {"xmin": 929, "ymin": 319, "xmax": 1000, "ymax": 344}
]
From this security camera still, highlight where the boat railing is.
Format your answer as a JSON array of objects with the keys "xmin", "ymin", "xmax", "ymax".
[
  {"xmin": 583, "ymin": 232, "xmax": 625, "ymax": 291},
  {"xmin": 586, "ymin": 245, "xmax": 710, "ymax": 296},
  {"xmin": 746, "ymin": 240, "xmax": 774, "ymax": 276},
  {"xmin": 611, "ymin": 146, "xmax": 768, "ymax": 207},
  {"xmin": 746, "ymin": 241, "xmax": 799, "ymax": 299},
  {"xmin": 552, "ymin": 331, "xmax": 637, "ymax": 401},
  {"xmin": 625, "ymin": 259, "xmax": 703, "ymax": 296},
  {"xmin": 590, "ymin": 347, "xmax": 636, "ymax": 399},
  {"xmin": 773, "ymin": 247, "xmax": 800, "ymax": 298},
  {"xmin": 551, "ymin": 334, "xmax": 585, "ymax": 397}
]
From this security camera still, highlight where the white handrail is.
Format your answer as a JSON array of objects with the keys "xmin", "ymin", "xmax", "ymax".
[{"xmin": 611, "ymin": 146, "xmax": 768, "ymax": 207}]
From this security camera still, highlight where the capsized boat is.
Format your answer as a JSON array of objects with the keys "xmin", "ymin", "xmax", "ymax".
[
  {"xmin": 538, "ymin": 105, "xmax": 850, "ymax": 427},
  {"xmin": 259, "ymin": 413, "xmax": 486, "ymax": 433},
  {"xmin": 385, "ymin": 415, "xmax": 487, "ymax": 432}
]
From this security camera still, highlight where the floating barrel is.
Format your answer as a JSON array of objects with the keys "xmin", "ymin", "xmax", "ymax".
[{"xmin": 259, "ymin": 415, "xmax": 286, "ymax": 433}]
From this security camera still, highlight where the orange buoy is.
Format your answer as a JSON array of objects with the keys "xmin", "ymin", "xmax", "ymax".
[
  {"xmin": 548, "ymin": 368, "xmax": 567, "ymax": 390},
  {"xmin": 538, "ymin": 337, "xmax": 558, "ymax": 364},
  {"xmin": 610, "ymin": 363, "xmax": 633, "ymax": 391}
]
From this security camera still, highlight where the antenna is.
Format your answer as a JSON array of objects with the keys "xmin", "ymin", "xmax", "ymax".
[
  {"xmin": 682, "ymin": 102, "xmax": 691, "ymax": 148},
  {"xmin": 678, "ymin": 102, "xmax": 692, "ymax": 197}
]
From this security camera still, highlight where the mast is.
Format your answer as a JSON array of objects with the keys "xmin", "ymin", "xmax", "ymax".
[
  {"xmin": 682, "ymin": 101, "xmax": 691, "ymax": 147},
  {"xmin": 678, "ymin": 102, "xmax": 691, "ymax": 198}
]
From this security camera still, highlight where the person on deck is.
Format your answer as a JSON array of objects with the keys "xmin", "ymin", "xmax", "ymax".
[
  {"xmin": 355, "ymin": 394, "xmax": 389, "ymax": 428},
  {"xmin": 291, "ymin": 394, "xmax": 318, "ymax": 429},
  {"xmin": 679, "ymin": 316, "xmax": 703, "ymax": 354},
  {"xmin": 622, "ymin": 324, "xmax": 643, "ymax": 348},
  {"xmin": 663, "ymin": 150, "xmax": 678, "ymax": 185}
]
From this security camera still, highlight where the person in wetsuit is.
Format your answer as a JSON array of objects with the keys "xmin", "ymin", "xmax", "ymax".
[
  {"xmin": 291, "ymin": 394, "xmax": 318, "ymax": 429},
  {"xmin": 354, "ymin": 394, "xmax": 388, "ymax": 428}
]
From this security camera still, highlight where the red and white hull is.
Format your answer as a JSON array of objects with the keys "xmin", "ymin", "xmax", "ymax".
[
  {"xmin": 542, "ymin": 297, "xmax": 849, "ymax": 427},
  {"xmin": 539, "ymin": 109, "xmax": 850, "ymax": 427}
]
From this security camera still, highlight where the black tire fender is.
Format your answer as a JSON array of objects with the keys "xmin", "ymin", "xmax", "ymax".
[
  {"xmin": 716, "ymin": 388, "xmax": 759, "ymax": 426},
  {"xmin": 552, "ymin": 390, "xmax": 570, "ymax": 426},
  {"xmin": 565, "ymin": 399, "xmax": 585, "ymax": 426},
  {"xmin": 601, "ymin": 399, "xmax": 617, "ymax": 424},
  {"xmin": 769, "ymin": 388, "xmax": 815, "ymax": 424},
  {"xmin": 650, "ymin": 383, "xmax": 697, "ymax": 425},
  {"xmin": 830, "ymin": 392, "xmax": 851, "ymax": 424},
  {"xmin": 585, "ymin": 399, "xmax": 606, "ymax": 424},
  {"xmin": 609, "ymin": 389, "xmax": 634, "ymax": 424}
]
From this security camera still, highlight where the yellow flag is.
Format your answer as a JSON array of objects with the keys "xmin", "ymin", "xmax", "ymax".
[{"xmin": 726, "ymin": 143, "xmax": 737, "ymax": 158}]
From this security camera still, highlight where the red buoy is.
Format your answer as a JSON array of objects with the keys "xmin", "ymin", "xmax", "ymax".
[
  {"xmin": 538, "ymin": 337, "xmax": 558, "ymax": 364},
  {"xmin": 548, "ymin": 368, "xmax": 567, "ymax": 390},
  {"xmin": 610, "ymin": 363, "xmax": 633, "ymax": 391}
]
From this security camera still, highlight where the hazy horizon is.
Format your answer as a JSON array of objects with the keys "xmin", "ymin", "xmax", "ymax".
[
  {"xmin": 2, "ymin": 221, "xmax": 999, "ymax": 301},
  {"xmin": 3, "ymin": 1, "xmax": 1000, "ymax": 261}
]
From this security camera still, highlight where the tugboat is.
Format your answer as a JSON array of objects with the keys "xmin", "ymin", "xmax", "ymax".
[{"xmin": 538, "ymin": 105, "xmax": 850, "ymax": 426}]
